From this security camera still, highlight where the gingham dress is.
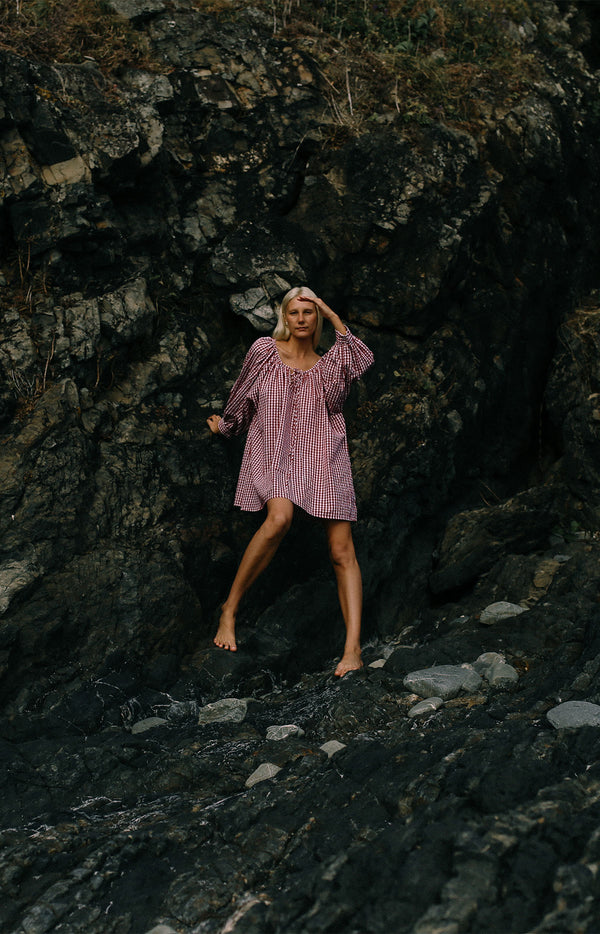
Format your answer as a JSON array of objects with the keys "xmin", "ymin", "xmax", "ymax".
[{"xmin": 218, "ymin": 328, "xmax": 374, "ymax": 521}]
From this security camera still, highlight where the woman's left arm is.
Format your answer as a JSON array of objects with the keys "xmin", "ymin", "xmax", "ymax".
[
  {"xmin": 313, "ymin": 297, "xmax": 347, "ymax": 335},
  {"xmin": 315, "ymin": 297, "xmax": 374, "ymax": 412}
]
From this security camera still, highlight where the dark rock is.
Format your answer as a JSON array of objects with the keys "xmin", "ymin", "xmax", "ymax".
[{"xmin": 2, "ymin": 0, "xmax": 600, "ymax": 931}]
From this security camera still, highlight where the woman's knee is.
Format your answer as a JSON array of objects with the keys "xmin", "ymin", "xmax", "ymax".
[
  {"xmin": 328, "ymin": 529, "xmax": 357, "ymax": 568},
  {"xmin": 263, "ymin": 502, "xmax": 293, "ymax": 541}
]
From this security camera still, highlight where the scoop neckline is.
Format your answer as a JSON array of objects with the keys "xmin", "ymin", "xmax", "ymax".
[{"xmin": 271, "ymin": 338, "xmax": 323, "ymax": 373}]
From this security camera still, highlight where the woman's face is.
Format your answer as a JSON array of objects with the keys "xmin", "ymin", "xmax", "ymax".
[{"xmin": 285, "ymin": 295, "xmax": 318, "ymax": 339}]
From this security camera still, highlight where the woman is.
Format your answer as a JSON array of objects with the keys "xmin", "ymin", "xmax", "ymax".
[{"xmin": 207, "ymin": 287, "xmax": 374, "ymax": 676}]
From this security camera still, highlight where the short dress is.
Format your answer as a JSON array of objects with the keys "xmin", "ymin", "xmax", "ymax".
[{"xmin": 218, "ymin": 328, "xmax": 374, "ymax": 521}]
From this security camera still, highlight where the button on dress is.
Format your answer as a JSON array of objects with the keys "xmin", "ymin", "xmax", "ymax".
[{"xmin": 218, "ymin": 328, "xmax": 374, "ymax": 521}]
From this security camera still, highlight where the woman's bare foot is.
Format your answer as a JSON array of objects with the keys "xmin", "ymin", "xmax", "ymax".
[
  {"xmin": 335, "ymin": 647, "xmax": 362, "ymax": 677},
  {"xmin": 213, "ymin": 606, "xmax": 237, "ymax": 651}
]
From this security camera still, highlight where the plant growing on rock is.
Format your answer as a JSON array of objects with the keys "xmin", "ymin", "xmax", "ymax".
[{"xmin": 0, "ymin": 0, "xmax": 154, "ymax": 73}]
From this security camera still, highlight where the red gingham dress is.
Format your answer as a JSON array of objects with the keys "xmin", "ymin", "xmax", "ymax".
[{"xmin": 218, "ymin": 328, "xmax": 374, "ymax": 521}]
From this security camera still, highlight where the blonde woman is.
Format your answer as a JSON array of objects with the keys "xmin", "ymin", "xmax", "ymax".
[{"xmin": 207, "ymin": 288, "xmax": 373, "ymax": 676}]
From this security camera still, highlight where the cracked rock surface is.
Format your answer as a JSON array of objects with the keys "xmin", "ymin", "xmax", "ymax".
[{"xmin": 2, "ymin": 1, "xmax": 600, "ymax": 931}]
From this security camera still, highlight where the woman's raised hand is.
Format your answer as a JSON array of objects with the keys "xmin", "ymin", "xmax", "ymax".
[
  {"xmin": 309, "ymin": 296, "xmax": 347, "ymax": 335},
  {"xmin": 207, "ymin": 414, "xmax": 221, "ymax": 434}
]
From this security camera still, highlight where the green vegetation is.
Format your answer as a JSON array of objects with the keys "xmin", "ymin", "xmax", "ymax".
[
  {"xmin": 0, "ymin": 0, "xmax": 153, "ymax": 72},
  {"xmin": 0, "ymin": 0, "xmax": 542, "ymax": 129},
  {"xmin": 201, "ymin": 0, "xmax": 543, "ymax": 130}
]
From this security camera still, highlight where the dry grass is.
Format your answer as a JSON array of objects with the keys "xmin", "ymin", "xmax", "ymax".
[
  {"xmin": 0, "ymin": 0, "xmax": 155, "ymax": 73},
  {"xmin": 196, "ymin": 0, "xmax": 543, "ymax": 133},
  {"xmin": 0, "ymin": 0, "xmax": 543, "ymax": 127}
]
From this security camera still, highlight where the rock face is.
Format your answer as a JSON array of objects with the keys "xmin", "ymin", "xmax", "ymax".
[{"xmin": 2, "ymin": 1, "xmax": 600, "ymax": 931}]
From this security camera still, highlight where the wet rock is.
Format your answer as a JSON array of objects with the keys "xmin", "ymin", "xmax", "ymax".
[
  {"xmin": 265, "ymin": 724, "xmax": 305, "ymax": 741},
  {"xmin": 480, "ymin": 601, "xmax": 528, "ymax": 625},
  {"xmin": 404, "ymin": 664, "xmax": 483, "ymax": 700},
  {"xmin": 197, "ymin": 697, "xmax": 248, "ymax": 725},
  {"xmin": 408, "ymin": 697, "xmax": 444, "ymax": 718},
  {"xmin": 547, "ymin": 701, "xmax": 600, "ymax": 729},
  {"xmin": 2, "ymin": 1, "xmax": 600, "ymax": 932},
  {"xmin": 131, "ymin": 717, "xmax": 169, "ymax": 733},
  {"xmin": 245, "ymin": 762, "xmax": 282, "ymax": 788}
]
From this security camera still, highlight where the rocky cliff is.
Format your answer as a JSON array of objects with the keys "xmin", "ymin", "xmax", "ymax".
[{"xmin": 2, "ymin": 2, "xmax": 600, "ymax": 932}]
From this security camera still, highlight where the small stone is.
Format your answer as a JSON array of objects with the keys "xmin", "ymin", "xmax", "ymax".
[
  {"xmin": 480, "ymin": 601, "xmax": 528, "ymax": 625},
  {"xmin": 197, "ymin": 697, "xmax": 248, "ymax": 726},
  {"xmin": 368, "ymin": 658, "xmax": 386, "ymax": 668},
  {"xmin": 408, "ymin": 697, "xmax": 444, "ymax": 718},
  {"xmin": 266, "ymin": 724, "xmax": 305, "ymax": 741},
  {"xmin": 245, "ymin": 762, "xmax": 282, "ymax": 788},
  {"xmin": 472, "ymin": 651, "xmax": 505, "ymax": 676},
  {"xmin": 403, "ymin": 665, "xmax": 482, "ymax": 700},
  {"xmin": 320, "ymin": 740, "xmax": 347, "ymax": 758},
  {"xmin": 486, "ymin": 662, "xmax": 519, "ymax": 686},
  {"xmin": 475, "ymin": 651, "xmax": 506, "ymax": 667},
  {"xmin": 547, "ymin": 701, "xmax": 600, "ymax": 730},
  {"xmin": 144, "ymin": 926, "xmax": 179, "ymax": 934},
  {"xmin": 131, "ymin": 717, "xmax": 169, "ymax": 734}
]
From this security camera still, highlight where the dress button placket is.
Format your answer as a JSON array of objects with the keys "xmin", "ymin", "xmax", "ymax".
[{"xmin": 289, "ymin": 370, "xmax": 301, "ymax": 480}]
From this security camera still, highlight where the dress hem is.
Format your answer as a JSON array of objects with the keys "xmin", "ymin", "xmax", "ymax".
[{"xmin": 234, "ymin": 500, "xmax": 357, "ymax": 522}]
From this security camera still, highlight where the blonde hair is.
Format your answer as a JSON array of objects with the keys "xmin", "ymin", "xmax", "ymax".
[{"xmin": 273, "ymin": 287, "xmax": 323, "ymax": 349}]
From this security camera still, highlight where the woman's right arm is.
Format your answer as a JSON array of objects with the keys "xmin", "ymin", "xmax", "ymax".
[{"xmin": 206, "ymin": 337, "xmax": 272, "ymax": 437}]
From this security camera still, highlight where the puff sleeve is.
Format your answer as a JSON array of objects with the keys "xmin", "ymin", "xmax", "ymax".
[
  {"xmin": 320, "ymin": 327, "xmax": 374, "ymax": 414},
  {"xmin": 218, "ymin": 337, "xmax": 274, "ymax": 438}
]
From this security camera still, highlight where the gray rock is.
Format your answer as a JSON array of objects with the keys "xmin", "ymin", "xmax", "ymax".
[
  {"xmin": 99, "ymin": 278, "xmax": 157, "ymax": 345},
  {"xmin": 486, "ymin": 662, "xmax": 519, "ymax": 687},
  {"xmin": 197, "ymin": 698, "xmax": 248, "ymax": 726},
  {"xmin": 230, "ymin": 287, "xmax": 278, "ymax": 333},
  {"xmin": 144, "ymin": 925, "xmax": 179, "ymax": 934},
  {"xmin": 320, "ymin": 740, "xmax": 347, "ymax": 758},
  {"xmin": 472, "ymin": 651, "xmax": 506, "ymax": 675},
  {"xmin": 408, "ymin": 697, "xmax": 444, "ymax": 718},
  {"xmin": 266, "ymin": 724, "xmax": 305, "ymax": 741},
  {"xmin": 0, "ymin": 555, "xmax": 42, "ymax": 616},
  {"xmin": 104, "ymin": 0, "xmax": 165, "ymax": 22},
  {"xmin": 368, "ymin": 658, "xmax": 387, "ymax": 669},
  {"xmin": 131, "ymin": 717, "xmax": 169, "ymax": 734},
  {"xmin": 547, "ymin": 701, "xmax": 600, "ymax": 730},
  {"xmin": 480, "ymin": 601, "xmax": 528, "ymax": 625},
  {"xmin": 403, "ymin": 665, "xmax": 482, "ymax": 700},
  {"xmin": 245, "ymin": 762, "xmax": 282, "ymax": 788}
]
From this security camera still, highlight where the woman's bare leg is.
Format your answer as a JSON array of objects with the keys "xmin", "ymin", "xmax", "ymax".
[
  {"xmin": 214, "ymin": 498, "xmax": 294, "ymax": 651},
  {"xmin": 325, "ymin": 519, "xmax": 363, "ymax": 676}
]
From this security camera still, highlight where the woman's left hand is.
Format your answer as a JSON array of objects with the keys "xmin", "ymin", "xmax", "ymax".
[
  {"xmin": 207, "ymin": 414, "xmax": 221, "ymax": 434},
  {"xmin": 310, "ymin": 296, "xmax": 347, "ymax": 334}
]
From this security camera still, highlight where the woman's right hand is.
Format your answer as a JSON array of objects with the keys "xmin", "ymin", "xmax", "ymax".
[{"xmin": 207, "ymin": 414, "xmax": 221, "ymax": 434}]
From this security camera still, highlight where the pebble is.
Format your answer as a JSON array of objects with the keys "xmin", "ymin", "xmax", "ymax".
[
  {"xmin": 320, "ymin": 740, "xmax": 347, "ymax": 758},
  {"xmin": 480, "ymin": 601, "xmax": 528, "ymax": 625},
  {"xmin": 368, "ymin": 658, "xmax": 387, "ymax": 669},
  {"xmin": 266, "ymin": 724, "xmax": 305, "ymax": 741},
  {"xmin": 486, "ymin": 662, "xmax": 519, "ymax": 686},
  {"xmin": 130, "ymin": 717, "xmax": 169, "ymax": 734},
  {"xmin": 547, "ymin": 700, "xmax": 600, "ymax": 729},
  {"xmin": 472, "ymin": 651, "xmax": 506, "ymax": 672},
  {"xmin": 408, "ymin": 697, "xmax": 444, "ymax": 718},
  {"xmin": 245, "ymin": 762, "xmax": 282, "ymax": 788},
  {"xmin": 472, "ymin": 652, "xmax": 519, "ymax": 686},
  {"xmin": 197, "ymin": 697, "xmax": 248, "ymax": 726},
  {"xmin": 403, "ymin": 664, "xmax": 482, "ymax": 700},
  {"xmin": 144, "ymin": 926, "xmax": 179, "ymax": 934}
]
